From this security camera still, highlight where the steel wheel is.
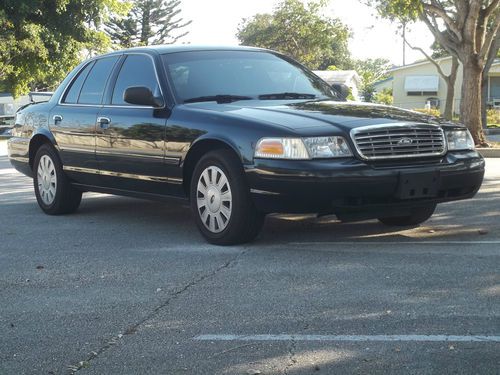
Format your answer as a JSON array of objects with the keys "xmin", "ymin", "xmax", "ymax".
[
  {"xmin": 36, "ymin": 154, "xmax": 57, "ymax": 205},
  {"xmin": 196, "ymin": 165, "xmax": 232, "ymax": 233}
]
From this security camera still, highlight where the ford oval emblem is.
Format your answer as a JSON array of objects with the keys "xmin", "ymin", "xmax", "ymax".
[{"xmin": 398, "ymin": 137, "xmax": 413, "ymax": 145}]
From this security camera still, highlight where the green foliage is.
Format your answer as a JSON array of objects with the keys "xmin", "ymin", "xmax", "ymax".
[
  {"xmin": 352, "ymin": 58, "xmax": 392, "ymax": 102},
  {"xmin": 106, "ymin": 0, "xmax": 191, "ymax": 48},
  {"xmin": 237, "ymin": 0, "xmax": 351, "ymax": 70},
  {"xmin": 374, "ymin": 88, "xmax": 393, "ymax": 105},
  {"xmin": 367, "ymin": 0, "xmax": 423, "ymax": 23},
  {"xmin": 0, "ymin": 0, "xmax": 129, "ymax": 97},
  {"xmin": 413, "ymin": 107, "xmax": 442, "ymax": 117},
  {"xmin": 487, "ymin": 109, "xmax": 500, "ymax": 126}
]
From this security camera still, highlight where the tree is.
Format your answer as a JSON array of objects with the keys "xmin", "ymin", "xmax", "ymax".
[
  {"xmin": 352, "ymin": 58, "xmax": 392, "ymax": 102},
  {"xmin": 405, "ymin": 39, "xmax": 459, "ymax": 120},
  {"xmin": 237, "ymin": 0, "xmax": 351, "ymax": 70},
  {"xmin": 368, "ymin": 0, "xmax": 500, "ymax": 146},
  {"xmin": 106, "ymin": 0, "xmax": 191, "ymax": 48},
  {"xmin": 0, "ymin": 0, "xmax": 128, "ymax": 97}
]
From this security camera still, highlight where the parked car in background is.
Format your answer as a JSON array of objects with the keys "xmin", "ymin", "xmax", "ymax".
[{"xmin": 8, "ymin": 46, "xmax": 485, "ymax": 245}]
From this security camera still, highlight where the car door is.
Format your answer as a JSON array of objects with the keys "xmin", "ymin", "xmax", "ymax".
[
  {"xmin": 95, "ymin": 53, "xmax": 179, "ymax": 195},
  {"xmin": 49, "ymin": 56, "xmax": 119, "ymax": 185}
]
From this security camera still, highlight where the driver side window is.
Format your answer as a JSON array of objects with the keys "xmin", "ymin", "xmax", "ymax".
[{"xmin": 111, "ymin": 54, "xmax": 160, "ymax": 106}]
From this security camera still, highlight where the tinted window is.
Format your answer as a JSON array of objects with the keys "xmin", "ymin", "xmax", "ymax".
[
  {"xmin": 62, "ymin": 61, "xmax": 94, "ymax": 104},
  {"xmin": 162, "ymin": 51, "xmax": 337, "ymax": 102},
  {"xmin": 112, "ymin": 54, "xmax": 160, "ymax": 105},
  {"xmin": 78, "ymin": 57, "xmax": 118, "ymax": 104}
]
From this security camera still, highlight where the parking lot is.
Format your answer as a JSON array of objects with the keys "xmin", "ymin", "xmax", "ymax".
[{"xmin": 0, "ymin": 140, "xmax": 499, "ymax": 374}]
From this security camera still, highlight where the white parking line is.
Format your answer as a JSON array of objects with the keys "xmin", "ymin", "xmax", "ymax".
[
  {"xmin": 194, "ymin": 334, "xmax": 500, "ymax": 343},
  {"xmin": 288, "ymin": 241, "xmax": 500, "ymax": 246}
]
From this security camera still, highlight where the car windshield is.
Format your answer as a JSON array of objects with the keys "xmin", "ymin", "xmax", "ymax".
[{"xmin": 162, "ymin": 50, "xmax": 339, "ymax": 103}]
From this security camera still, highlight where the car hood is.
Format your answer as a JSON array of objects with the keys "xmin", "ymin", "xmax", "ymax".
[{"xmin": 187, "ymin": 100, "xmax": 451, "ymax": 133}]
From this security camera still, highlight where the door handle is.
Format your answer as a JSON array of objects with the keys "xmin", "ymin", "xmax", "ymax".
[
  {"xmin": 97, "ymin": 117, "xmax": 111, "ymax": 129},
  {"xmin": 53, "ymin": 115, "xmax": 63, "ymax": 124}
]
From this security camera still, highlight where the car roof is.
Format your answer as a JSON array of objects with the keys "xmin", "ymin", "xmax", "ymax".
[{"xmin": 99, "ymin": 45, "xmax": 269, "ymax": 58}]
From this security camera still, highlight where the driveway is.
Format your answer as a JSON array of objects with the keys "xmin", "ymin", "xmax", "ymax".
[{"xmin": 0, "ymin": 140, "xmax": 499, "ymax": 374}]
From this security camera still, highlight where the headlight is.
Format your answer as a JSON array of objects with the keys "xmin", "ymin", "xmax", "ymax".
[
  {"xmin": 446, "ymin": 129, "xmax": 474, "ymax": 150},
  {"xmin": 303, "ymin": 136, "xmax": 352, "ymax": 158},
  {"xmin": 254, "ymin": 136, "xmax": 352, "ymax": 159}
]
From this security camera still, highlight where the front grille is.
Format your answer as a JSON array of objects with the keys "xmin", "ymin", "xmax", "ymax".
[{"xmin": 351, "ymin": 125, "xmax": 446, "ymax": 160}]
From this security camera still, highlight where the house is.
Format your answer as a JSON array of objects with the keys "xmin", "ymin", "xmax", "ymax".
[
  {"xmin": 313, "ymin": 70, "xmax": 361, "ymax": 100},
  {"xmin": 377, "ymin": 56, "xmax": 500, "ymax": 114},
  {"xmin": 0, "ymin": 93, "xmax": 30, "ymax": 116},
  {"xmin": 373, "ymin": 76, "xmax": 393, "ymax": 93}
]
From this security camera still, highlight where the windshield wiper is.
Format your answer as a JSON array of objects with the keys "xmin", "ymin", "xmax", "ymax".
[
  {"xmin": 184, "ymin": 95, "xmax": 254, "ymax": 104},
  {"xmin": 258, "ymin": 92, "xmax": 317, "ymax": 100}
]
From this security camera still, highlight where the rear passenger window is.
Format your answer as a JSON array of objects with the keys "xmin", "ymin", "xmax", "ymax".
[
  {"xmin": 111, "ymin": 54, "xmax": 160, "ymax": 105},
  {"xmin": 78, "ymin": 57, "xmax": 118, "ymax": 105},
  {"xmin": 63, "ymin": 61, "xmax": 95, "ymax": 104}
]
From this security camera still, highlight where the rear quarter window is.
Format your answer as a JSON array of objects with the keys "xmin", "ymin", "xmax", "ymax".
[
  {"xmin": 62, "ymin": 61, "xmax": 95, "ymax": 104},
  {"xmin": 78, "ymin": 57, "xmax": 119, "ymax": 105}
]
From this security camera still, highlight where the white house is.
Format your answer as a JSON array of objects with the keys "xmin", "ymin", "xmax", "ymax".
[
  {"xmin": 375, "ymin": 56, "xmax": 500, "ymax": 114},
  {"xmin": 0, "ymin": 93, "xmax": 30, "ymax": 117},
  {"xmin": 313, "ymin": 70, "xmax": 361, "ymax": 100}
]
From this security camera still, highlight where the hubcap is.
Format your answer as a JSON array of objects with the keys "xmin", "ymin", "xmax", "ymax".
[
  {"xmin": 37, "ymin": 155, "xmax": 57, "ymax": 205},
  {"xmin": 196, "ymin": 166, "xmax": 232, "ymax": 233}
]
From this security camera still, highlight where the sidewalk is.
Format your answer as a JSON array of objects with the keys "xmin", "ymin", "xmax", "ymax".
[
  {"xmin": 487, "ymin": 134, "xmax": 500, "ymax": 143},
  {"xmin": 0, "ymin": 140, "xmax": 7, "ymax": 156}
]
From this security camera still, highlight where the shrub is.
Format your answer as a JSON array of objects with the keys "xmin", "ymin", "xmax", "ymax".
[
  {"xmin": 487, "ymin": 109, "xmax": 500, "ymax": 127},
  {"xmin": 412, "ymin": 108, "xmax": 442, "ymax": 117},
  {"xmin": 374, "ymin": 88, "xmax": 393, "ymax": 105}
]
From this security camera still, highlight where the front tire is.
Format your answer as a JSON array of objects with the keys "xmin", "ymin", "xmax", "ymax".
[
  {"xmin": 33, "ymin": 144, "xmax": 82, "ymax": 215},
  {"xmin": 190, "ymin": 150, "xmax": 264, "ymax": 245},
  {"xmin": 378, "ymin": 204, "xmax": 436, "ymax": 226}
]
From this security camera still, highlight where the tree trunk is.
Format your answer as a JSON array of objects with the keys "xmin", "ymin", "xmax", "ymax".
[
  {"xmin": 443, "ymin": 79, "xmax": 455, "ymax": 120},
  {"xmin": 481, "ymin": 72, "xmax": 488, "ymax": 130},
  {"xmin": 461, "ymin": 60, "xmax": 487, "ymax": 146},
  {"xmin": 443, "ymin": 57, "xmax": 459, "ymax": 121}
]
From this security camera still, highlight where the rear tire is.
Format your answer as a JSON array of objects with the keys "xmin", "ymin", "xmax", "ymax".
[
  {"xmin": 33, "ymin": 144, "xmax": 82, "ymax": 215},
  {"xmin": 190, "ymin": 149, "xmax": 264, "ymax": 245},
  {"xmin": 378, "ymin": 204, "xmax": 436, "ymax": 226}
]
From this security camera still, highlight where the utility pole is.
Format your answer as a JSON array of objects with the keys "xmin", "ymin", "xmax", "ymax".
[{"xmin": 402, "ymin": 21, "xmax": 406, "ymax": 66}]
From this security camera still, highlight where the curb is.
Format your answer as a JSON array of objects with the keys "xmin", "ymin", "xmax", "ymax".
[{"xmin": 477, "ymin": 148, "xmax": 500, "ymax": 158}]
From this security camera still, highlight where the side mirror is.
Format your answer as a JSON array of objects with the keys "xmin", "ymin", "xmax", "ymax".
[
  {"xmin": 331, "ymin": 83, "xmax": 350, "ymax": 101},
  {"xmin": 124, "ymin": 86, "xmax": 164, "ymax": 107}
]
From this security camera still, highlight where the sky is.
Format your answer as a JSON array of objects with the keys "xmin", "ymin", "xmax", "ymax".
[{"xmin": 180, "ymin": 0, "xmax": 435, "ymax": 67}]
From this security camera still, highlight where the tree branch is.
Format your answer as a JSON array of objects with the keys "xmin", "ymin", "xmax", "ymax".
[
  {"xmin": 479, "ymin": 10, "xmax": 500, "ymax": 62},
  {"xmin": 423, "ymin": 2, "xmax": 462, "ymax": 41},
  {"xmin": 484, "ymin": 0, "xmax": 500, "ymax": 18},
  {"xmin": 404, "ymin": 39, "xmax": 449, "ymax": 81},
  {"xmin": 420, "ymin": 13, "xmax": 461, "ymax": 59},
  {"xmin": 453, "ymin": 0, "xmax": 468, "ymax": 30}
]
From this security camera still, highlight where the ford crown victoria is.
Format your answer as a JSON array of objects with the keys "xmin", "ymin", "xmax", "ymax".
[{"xmin": 8, "ymin": 46, "xmax": 485, "ymax": 244}]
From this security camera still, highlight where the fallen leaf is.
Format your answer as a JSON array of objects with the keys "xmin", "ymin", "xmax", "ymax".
[{"xmin": 36, "ymin": 265, "xmax": 44, "ymax": 270}]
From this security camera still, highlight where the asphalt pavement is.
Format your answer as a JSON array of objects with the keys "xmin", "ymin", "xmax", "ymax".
[{"xmin": 0, "ymin": 140, "xmax": 499, "ymax": 374}]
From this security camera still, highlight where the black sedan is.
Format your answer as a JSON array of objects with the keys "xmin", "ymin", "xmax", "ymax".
[{"xmin": 8, "ymin": 45, "xmax": 485, "ymax": 244}]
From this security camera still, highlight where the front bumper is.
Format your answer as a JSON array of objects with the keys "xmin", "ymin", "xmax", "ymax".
[{"xmin": 245, "ymin": 151, "xmax": 485, "ymax": 219}]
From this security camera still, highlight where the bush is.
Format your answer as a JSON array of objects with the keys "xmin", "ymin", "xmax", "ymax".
[
  {"xmin": 412, "ymin": 108, "xmax": 442, "ymax": 117},
  {"xmin": 487, "ymin": 109, "xmax": 500, "ymax": 127},
  {"xmin": 374, "ymin": 88, "xmax": 393, "ymax": 105}
]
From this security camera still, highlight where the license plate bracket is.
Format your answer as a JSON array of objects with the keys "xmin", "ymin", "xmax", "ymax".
[{"xmin": 396, "ymin": 171, "xmax": 440, "ymax": 200}]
